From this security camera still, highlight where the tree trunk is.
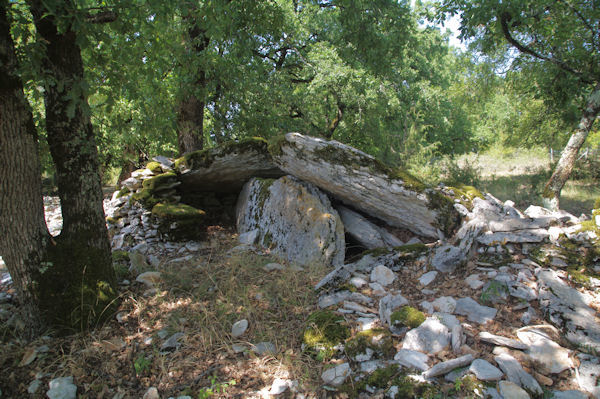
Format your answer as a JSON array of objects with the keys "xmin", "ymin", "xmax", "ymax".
[
  {"xmin": 544, "ymin": 83, "xmax": 600, "ymax": 210},
  {"xmin": 176, "ymin": 21, "xmax": 209, "ymax": 155},
  {"xmin": 28, "ymin": 0, "xmax": 117, "ymax": 331},
  {"xmin": 0, "ymin": 0, "xmax": 49, "ymax": 336}
]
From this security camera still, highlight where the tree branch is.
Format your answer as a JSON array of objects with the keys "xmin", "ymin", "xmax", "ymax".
[
  {"xmin": 499, "ymin": 11, "xmax": 594, "ymax": 84},
  {"xmin": 85, "ymin": 10, "xmax": 117, "ymax": 24}
]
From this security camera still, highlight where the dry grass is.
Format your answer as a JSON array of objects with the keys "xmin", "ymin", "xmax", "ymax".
[
  {"xmin": 0, "ymin": 230, "xmax": 331, "ymax": 398},
  {"xmin": 454, "ymin": 148, "xmax": 600, "ymax": 215}
]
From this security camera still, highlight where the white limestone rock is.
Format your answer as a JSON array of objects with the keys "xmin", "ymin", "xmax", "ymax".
[
  {"xmin": 370, "ymin": 265, "xmax": 396, "ymax": 286},
  {"xmin": 237, "ymin": 176, "xmax": 345, "ymax": 266},
  {"xmin": 402, "ymin": 317, "xmax": 450, "ymax": 354},
  {"xmin": 394, "ymin": 349, "xmax": 430, "ymax": 371},
  {"xmin": 469, "ymin": 359, "xmax": 503, "ymax": 381},
  {"xmin": 455, "ymin": 297, "xmax": 497, "ymax": 324},
  {"xmin": 321, "ymin": 363, "xmax": 351, "ymax": 387}
]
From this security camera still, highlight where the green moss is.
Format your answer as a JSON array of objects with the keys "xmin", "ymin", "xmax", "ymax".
[
  {"xmin": 175, "ymin": 137, "xmax": 269, "ymax": 170},
  {"xmin": 594, "ymin": 198, "xmax": 600, "ymax": 210},
  {"xmin": 145, "ymin": 161, "xmax": 163, "ymax": 173},
  {"xmin": 345, "ymin": 328, "xmax": 395, "ymax": 359},
  {"xmin": 267, "ymin": 134, "xmax": 288, "ymax": 156},
  {"xmin": 303, "ymin": 310, "xmax": 350, "ymax": 360},
  {"xmin": 115, "ymin": 187, "xmax": 130, "ymax": 198},
  {"xmin": 427, "ymin": 190, "xmax": 461, "ymax": 236},
  {"xmin": 340, "ymin": 366, "xmax": 440, "ymax": 399},
  {"xmin": 257, "ymin": 178, "xmax": 275, "ymax": 209},
  {"xmin": 142, "ymin": 172, "xmax": 177, "ymax": 191},
  {"xmin": 395, "ymin": 243, "xmax": 429, "ymax": 255},
  {"xmin": 111, "ymin": 250, "xmax": 130, "ymax": 262},
  {"xmin": 391, "ymin": 306, "xmax": 425, "ymax": 328},
  {"xmin": 388, "ymin": 168, "xmax": 426, "ymax": 191},
  {"xmin": 130, "ymin": 188, "xmax": 160, "ymax": 209},
  {"xmin": 151, "ymin": 202, "xmax": 205, "ymax": 221},
  {"xmin": 106, "ymin": 216, "xmax": 119, "ymax": 224}
]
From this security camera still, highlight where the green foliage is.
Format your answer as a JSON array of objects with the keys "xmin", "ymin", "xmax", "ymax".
[
  {"xmin": 197, "ymin": 376, "xmax": 236, "ymax": 399},
  {"xmin": 133, "ymin": 353, "xmax": 151, "ymax": 376},
  {"xmin": 345, "ymin": 329, "xmax": 395, "ymax": 359},
  {"xmin": 302, "ymin": 310, "xmax": 350, "ymax": 361}
]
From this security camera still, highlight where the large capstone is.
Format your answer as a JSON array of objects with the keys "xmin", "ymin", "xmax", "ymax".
[
  {"xmin": 270, "ymin": 133, "xmax": 459, "ymax": 238},
  {"xmin": 236, "ymin": 176, "xmax": 345, "ymax": 266}
]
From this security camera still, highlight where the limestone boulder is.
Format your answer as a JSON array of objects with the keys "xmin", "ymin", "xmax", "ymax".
[
  {"xmin": 270, "ymin": 133, "xmax": 460, "ymax": 238},
  {"xmin": 236, "ymin": 176, "xmax": 345, "ymax": 266}
]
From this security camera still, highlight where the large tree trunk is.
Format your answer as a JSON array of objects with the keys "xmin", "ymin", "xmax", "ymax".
[
  {"xmin": 544, "ymin": 84, "xmax": 600, "ymax": 210},
  {"xmin": 176, "ymin": 21, "xmax": 209, "ymax": 155},
  {"xmin": 0, "ymin": 0, "xmax": 49, "ymax": 336},
  {"xmin": 28, "ymin": 0, "xmax": 117, "ymax": 331}
]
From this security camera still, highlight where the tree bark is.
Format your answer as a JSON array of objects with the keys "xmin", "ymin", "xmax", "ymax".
[
  {"xmin": 28, "ymin": 0, "xmax": 117, "ymax": 331},
  {"xmin": 176, "ymin": 20, "xmax": 209, "ymax": 155},
  {"xmin": 544, "ymin": 83, "xmax": 600, "ymax": 210},
  {"xmin": 0, "ymin": 0, "xmax": 49, "ymax": 336}
]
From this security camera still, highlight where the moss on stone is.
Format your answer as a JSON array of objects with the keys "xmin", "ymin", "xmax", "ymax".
[
  {"xmin": 395, "ymin": 243, "xmax": 429, "ymax": 255},
  {"xmin": 391, "ymin": 306, "xmax": 425, "ymax": 328},
  {"xmin": 151, "ymin": 202, "xmax": 206, "ymax": 221},
  {"xmin": 106, "ymin": 216, "xmax": 120, "ymax": 224},
  {"xmin": 360, "ymin": 247, "xmax": 393, "ymax": 258},
  {"xmin": 175, "ymin": 137, "xmax": 269, "ymax": 170},
  {"xmin": 303, "ymin": 310, "xmax": 350, "ymax": 360},
  {"xmin": 145, "ymin": 161, "xmax": 163, "ymax": 173},
  {"xmin": 267, "ymin": 134, "xmax": 288, "ymax": 157},
  {"xmin": 345, "ymin": 328, "xmax": 395, "ymax": 359},
  {"xmin": 142, "ymin": 172, "xmax": 177, "ymax": 191},
  {"xmin": 116, "ymin": 187, "xmax": 130, "ymax": 198},
  {"xmin": 427, "ymin": 190, "xmax": 461, "ymax": 236},
  {"xmin": 130, "ymin": 188, "xmax": 160, "ymax": 209},
  {"xmin": 111, "ymin": 250, "xmax": 130, "ymax": 262},
  {"xmin": 340, "ymin": 365, "xmax": 440, "ymax": 399}
]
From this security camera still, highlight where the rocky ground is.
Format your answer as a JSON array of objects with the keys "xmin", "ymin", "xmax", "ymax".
[
  {"xmin": 1, "ymin": 136, "xmax": 600, "ymax": 398},
  {"xmin": 0, "ymin": 187, "xmax": 599, "ymax": 398}
]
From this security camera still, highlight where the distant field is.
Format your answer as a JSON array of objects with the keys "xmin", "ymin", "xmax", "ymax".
[{"xmin": 455, "ymin": 147, "xmax": 600, "ymax": 216}]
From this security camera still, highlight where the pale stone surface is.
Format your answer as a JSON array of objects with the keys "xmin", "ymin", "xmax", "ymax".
[
  {"xmin": 477, "ymin": 229, "xmax": 550, "ymax": 245},
  {"xmin": 432, "ymin": 296, "xmax": 457, "ymax": 313},
  {"xmin": 337, "ymin": 205, "xmax": 401, "ymax": 249},
  {"xmin": 551, "ymin": 391, "xmax": 590, "ymax": 399},
  {"xmin": 231, "ymin": 319, "xmax": 249, "ymax": 338},
  {"xmin": 577, "ymin": 356, "xmax": 600, "ymax": 398},
  {"xmin": 136, "ymin": 271, "xmax": 162, "ymax": 288},
  {"xmin": 466, "ymin": 274, "xmax": 485, "ymax": 290},
  {"xmin": 161, "ymin": 332, "xmax": 184, "ymax": 350},
  {"xmin": 238, "ymin": 229, "xmax": 259, "ymax": 245},
  {"xmin": 143, "ymin": 387, "xmax": 160, "ymax": 399},
  {"xmin": 237, "ymin": 176, "xmax": 345, "ymax": 266},
  {"xmin": 47, "ymin": 377, "xmax": 77, "ymax": 399},
  {"xmin": 271, "ymin": 133, "xmax": 455, "ymax": 238},
  {"xmin": 478, "ymin": 332, "xmax": 528, "ymax": 350},
  {"xmin": 379, "ymin": 294, "xmax": 408, "ymax": 326},
  {"xmin": 321, "ymin": 363, "xmax": 351, "ymax": 386},
  {"xmin": 455, "ymin": 297, "xmax": 497, "ymax": 324},
  {"xmin": 498, "ymin": 381, "xmax": 531, "ymax": 399},
  {"xmin": 537, "ymin": 269, "xmax": 600, "ymax": 352},
  {"xmin": 469, "ymin": 359, "xmax": 503, "ymax": 381},
  {"xmin": 494, "ymin": 353, "xmax": 543, "ymax": 395},
  {"xmin": 252, "ymin": 341, "xmax": 277, "ymax": 355},
  {"xmin": 402, "ymin": 317, "xmax": 450, "ymax": 354},
  {"xmin": 394, "ymin": 349, "xmax": 430, "ymax": 371},
  {"xmin": 419, "ymin": 271, "xmax": 438, "ymax": 286},
  {"xmin": 423, "ymin": 354, "xmax": 474, "ymax": 378},
  {"xmin": 517, "ymin": 326, "xmax": 573, "ymax": 374},
  {"xmin": 370, "ymin": 265, "xmax": 396, "ymax": 286}
]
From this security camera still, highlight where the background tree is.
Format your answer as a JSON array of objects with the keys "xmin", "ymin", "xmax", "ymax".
[{"xmin": 437, "ymin": 0, "xmax": 600, "ymax": 209}]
